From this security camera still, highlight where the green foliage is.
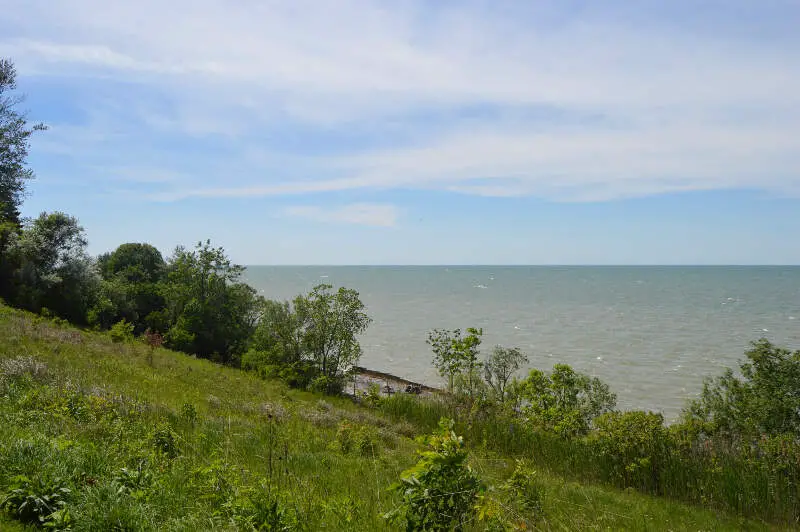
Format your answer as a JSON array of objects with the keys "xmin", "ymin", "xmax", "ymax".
[
  {"xmin": 229, "ymin": 487, "xmax": 296, "ymax": 531},
  {"xmin": 385, "ymin": 418, "xmax": 482, "ymax": 531},
  {"xmin": 300, "ymin": 284, "xmax": 371, "ymax": 390},
  {"xmin": 162, "ymin": 240, "xmax": 261, "ymax": 363},
  {"xmin": 0, "ymin": 59, "xmax": 46, "ymax": 224},
  {"xmin": 151, "ymin": 423, "xmax": 179, "ymax": 458},
  {"xmin": 249, "ymin": 299, "xmax": 306, "ymax": 367},
  {"xmin": 683, "ymin": 339, "xmax": 800, "ymax": 439},
  {"xmin": 519, "ymin": 363, "xmax": 616, "ymax": 437},
  {"xmin": 98, "ymin": 243, "xmax": 165, "ymax": 284},
  {"xmin": 0, "ymin": 474, "xmax": 71, "ymax": 526},
  {"xmin": 589, "ymin": 410, "xmax": 668, "ymax": 490},
  {"xmin": 180, "ymin": 402, "xmax": 198, "ymax": 425},
  {"xmin": 502, "ymin": 459, "xmax": 544, "ymax": 517},
  {"xmin": 245, "ymin": 285, "xmax": 371, "ymax": 394},
  {"xmin": 335, "ymin": 421, "xmax": 380, "ymax": 456},
  {"xmin": 363, "ymin": 382, "xmax": 383, "ymax": 407},
  {"xmin": 427, "ymin": 327, "xmax": 483, "ymax": 395},
  {"xmin": 483, "ymin": 346, "xmax": 528, "ymax": 403},
  {"xmin": 109, "ymin": 319, "xmax": 135, "ymax": 344},
  {"xmin": 7, "ymin": 212, "xmax": 97, "ymax": 323},
  {"xmin": 0, "ymin": 303, "xmax": 783, "ymax": 530}
]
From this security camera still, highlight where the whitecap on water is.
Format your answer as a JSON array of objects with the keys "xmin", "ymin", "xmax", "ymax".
[
  {"xmin": 473, "ymin": 284, "xmax": 488, "ymax": 289},
  {"xmin": 762, "ymin": 328, "xmax": 769, "ymax": 332},
  {"xmin": 596, "ymin": 356, "xmax": 603, "ymax": 361},
  {"xmin": 790, "ymin": 316, "xmax": 797, "ymax": 320}
]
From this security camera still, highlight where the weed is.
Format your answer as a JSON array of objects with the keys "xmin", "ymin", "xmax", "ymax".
[{"xmin": 0, "ymin": 474, "xmax": 71, "ymax": 526}]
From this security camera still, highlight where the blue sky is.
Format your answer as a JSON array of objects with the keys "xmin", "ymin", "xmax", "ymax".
[{"xmin": 3, "ymin": 0, "xmax": 800, "ymax": 264}]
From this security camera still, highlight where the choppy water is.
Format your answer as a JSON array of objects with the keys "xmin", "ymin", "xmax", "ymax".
[{"xmin": 242, "ymin": 266, "xmax": 800, "ymax": 419}]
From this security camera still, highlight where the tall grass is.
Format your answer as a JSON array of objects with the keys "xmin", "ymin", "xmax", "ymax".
[
  {"xmin": 380, "ymin": 391, "xmax": 800, "ymax": 526},
  {"xmin": 0, "ymin": 303, "xmax": 778, "ymax": 530}
]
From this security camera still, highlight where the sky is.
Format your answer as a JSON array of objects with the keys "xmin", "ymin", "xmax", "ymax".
[{"xmin": 2, "ymin": 0, "xmax": 800, "ymax": 265}]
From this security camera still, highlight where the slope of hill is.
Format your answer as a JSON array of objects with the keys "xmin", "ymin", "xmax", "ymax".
[{"xmin": 0, "ymin": 303, "xmax": 774, "ymax": 530}]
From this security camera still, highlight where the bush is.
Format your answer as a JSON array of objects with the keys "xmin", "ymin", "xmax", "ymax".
[
  {"xmin": 109, "ymin": 319, "xmax": 135, "ymax": 344},
  {"xmin": 151, "ymin": 423, "xmax": 180, "ymax": 458},
  {"xmin": 229, "ymin": 487, "xmax": 297, "ymax": 531},
  {"xmin": 684, "ymin": 339, "xmax": 800, "ymax": 439},
  {"xmin": 335, "ymin": 421, "xmax": 380, "ymax": 456},
  {"xmin": 385, "ymin": 418, "xmax": 483, "ymax": 531},
  {"xmin": 502, "ymin": 459, "xmax": 544, "ymax": 517},
  {"xmin": 589, "ymin": 410, "xmax": 668, "ymax": 491},
  {"xmin": 0, "ymin": 474, "xmax": 71, "ymax": 526},
  {"xmin": 519, "ymin": 364, "xmax": 616, "ymax": 437}
]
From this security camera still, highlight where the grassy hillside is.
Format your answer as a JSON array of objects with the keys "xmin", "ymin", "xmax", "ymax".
[{"xmin": 0, "ymin": 303, "xmax": 778, "ymax": 530}]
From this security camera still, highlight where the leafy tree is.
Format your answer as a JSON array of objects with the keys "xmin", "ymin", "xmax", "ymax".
[
  {"xmin": 298, "ymin": 284, "xmax": 371, "ymax": 393},
  {"xmin": 249, "ymin": 298, "xmax": 308, "ymax": 366},
  {"xmin": 483, "ymin": 346, "xmax": 528, "ymax": 402},
  {"xmin": 682, "ymin": 339, "xmax": 800, "ymax": 439},
  {"xmin": 9, "ymin": 212, "xmax": 97, "ymax": 322},
  {"xmin": 385, "ymin": 418, "xmax": 482, "ymax": 531},
  {"xmin": 98, "ymin": 243, "xmax": 165, "ymax": 283},
  {"xmin": 520, "ymin": 364, "xmax": 616, "ymax": 437},
  {"xmin": 0, "ymin": 58, "xmax": 46, "ymax": 298},
  {"xmin": 427, "ymin": 327, "xmax": 483, "ymax": 396},
  {"xmin": 91, "ymin": 243, "xmax": 166, "ymax": 332},
  {"xmin": 163, "ymin": 240, "xmax": 261, "ymax": 362}
]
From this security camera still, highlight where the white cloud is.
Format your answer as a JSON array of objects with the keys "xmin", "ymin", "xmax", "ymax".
[
  {"xmin": 4, "ymin": 0, "xmax": 800, "ymax": 201},
  {"xmin": 283, "ymin": 203, "xmax": 398, "ymax": 227}
]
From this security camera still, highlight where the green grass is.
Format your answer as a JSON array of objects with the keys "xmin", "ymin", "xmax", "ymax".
[{"xmin": 0, "ymin": 303, "xmax": 783, "ymax": 530}]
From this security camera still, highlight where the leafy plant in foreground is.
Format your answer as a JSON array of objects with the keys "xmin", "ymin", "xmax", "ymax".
[
  {"xmin": 0, "ymin": 474, "xmax": 71, "ymax": 526},
  {"xmin": 385, "ymin": 418, "xmax": 482, "ymax": 531}
]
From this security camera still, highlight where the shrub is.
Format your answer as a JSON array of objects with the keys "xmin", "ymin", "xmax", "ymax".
[
  {"xmin": 503, "ymin": 459, "xmax": 544, "ymax": 517},
  {"xmin": 385, "ymin": 418, "xmax": 483, "ymax": 531},
  {"xmin": 229, "ymin": 487, "xmax": 296, "ymax": 531},
  {"xmin": 364, "ymin": 382, "xmax": 382, "ymax": 407},
  {"xmin": 684, "ymin": 339, "xmax": 800, "ymax": 439},
  {"xmin": 151, "ymin": 423, "xmax": 180, "ymax": 458},
  {"xmin": 519, "ymin": 364, "xmax": 616, "ymax": 437},
  {"xmin": 310, "ymin": 375, "xmax": 343, "ymax": 395},
  {"xmin": 180, "ymin": 402, "xmax": 198, "ymax": 425},
  {"xmin": 336, "ymin": 421, "xmax": 380, "ymax": 456},
  {"xmin": 0, "ymin": 474, "xmax": 71, "ymax": 526},
  {"xmin": 589, "ymin": 410, "xmax": 668, "ymax": 491},
  {"xmin": 109, "ymin": 319, "xmax": 135, "ymax": 344}
]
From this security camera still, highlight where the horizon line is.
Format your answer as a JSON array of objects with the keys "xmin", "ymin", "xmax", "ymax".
[{"xmin": 240, "ymin": 264, "xmax": 800, "ymax": 268}]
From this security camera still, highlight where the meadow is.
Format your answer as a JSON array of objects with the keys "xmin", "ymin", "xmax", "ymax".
[{"xmin": 0, "ymin": 303, "xmax": 776, "ymax": 530}]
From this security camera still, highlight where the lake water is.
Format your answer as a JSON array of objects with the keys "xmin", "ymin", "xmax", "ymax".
[{"xmin": 242, "ymin": 266, "xmax": 800, "ymax": 419}]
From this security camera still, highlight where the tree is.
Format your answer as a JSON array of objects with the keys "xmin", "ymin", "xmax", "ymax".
[
  {"xmin": 0, "ymin": 58, "xmax": 47, "ymax": 298},
  {"xmin": 427, "ymin": 327, "xmax": 483, "ymax": 396},
  {"xmin": 298, "ymin": 284, "xmax": 371, "ymax": 393},
  {"xmin": 163, "ymin": 240, "xmax": 261, "ymax": 362},
  {"xmin": 248, "ymin": 298, "xmax": 308, "ymax": 366},
  {"xmin": 520, "ymin": 364, "xmax": 616, "ymax": 437},
  {"xmin": 682, "ymin": 339, "xmax": 800, "ymax": 439},
  {"xmin": 483, "ymin": 346, "xmax": 528, "ymax": 402},
  {"xmin": 1, "ymin": 58, "xmax": 46, "ymax": 226},
  {"xmin": 10, "ymin": 212, "xmax": 97, "ymax": 322},
  {"xmin": 98, "ymin": 243, "xmax": 165, "ymax": 283},
  {"xmin": 90, "ymin": 243, "xmax": 166, "ymax": 332}
]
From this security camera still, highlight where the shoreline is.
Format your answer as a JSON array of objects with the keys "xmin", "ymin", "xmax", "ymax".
[{"xmin": 352, "ymin": 365, "xmax": 441, "ymax": 396}]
